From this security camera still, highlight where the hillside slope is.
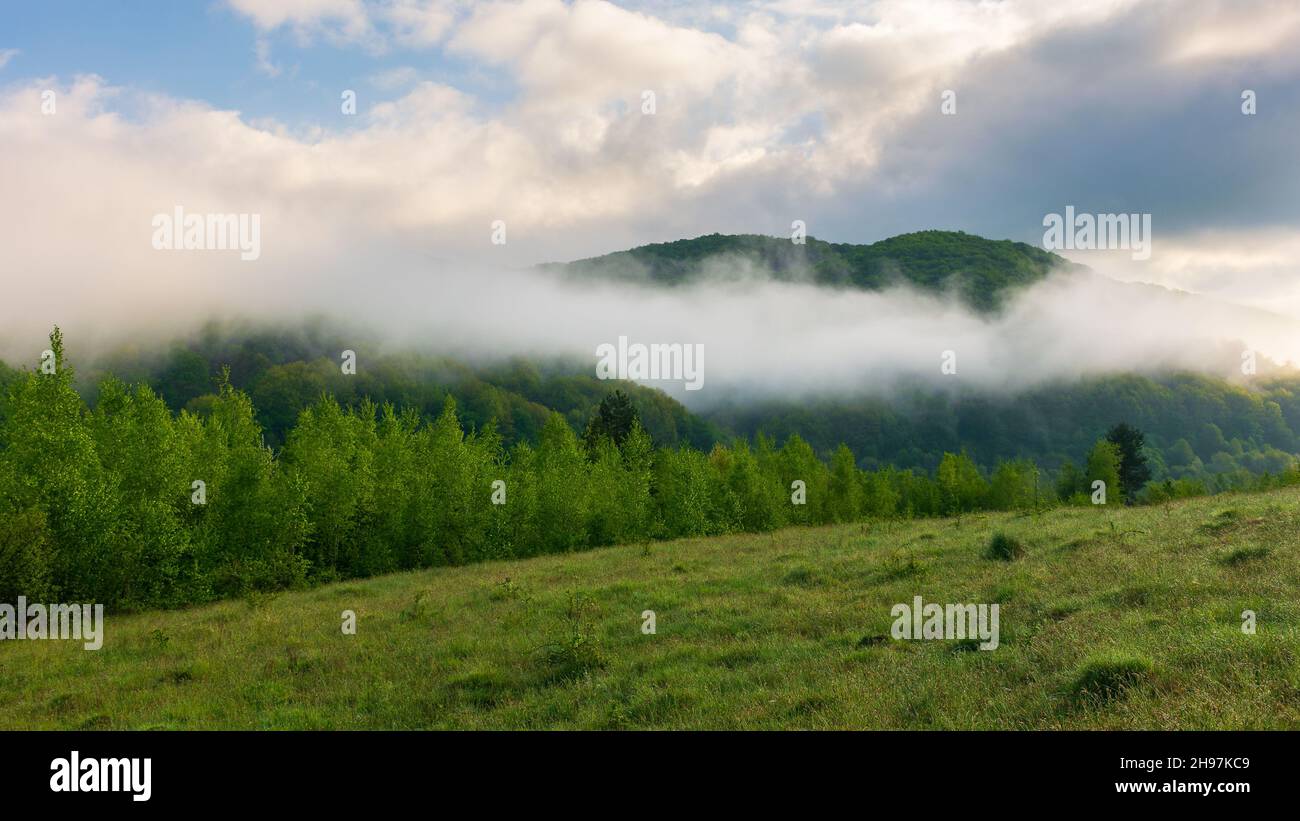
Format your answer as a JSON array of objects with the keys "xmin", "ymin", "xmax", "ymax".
[{"xmin": 3, "ymin": 486, "xmax": 1298, "ymax": 729}]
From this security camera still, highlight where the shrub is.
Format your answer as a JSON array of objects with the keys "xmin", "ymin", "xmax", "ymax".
[
  {"xmin": 985, "ymin": 532, "xmax": 1025, "ymax": 561},
  {"xmin": 1070, "ymin": 654, "xmax": 1153, "ymax": 704},
  {"xmin": 540, "ymin": 592, "xmax": 606, "ymax": 681},
  {"xmin": 1218, "ymin": 545, "xmax": 1270, "ymax": 566}
]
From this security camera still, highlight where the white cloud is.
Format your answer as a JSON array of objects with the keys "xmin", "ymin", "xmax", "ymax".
[
  {"xmin": 1165, "ymin": 0, "xmax": 1300, "ymax": 64},
  {"xmin": 368, "ymin": 65, "xmax": 420, "ymax": 89},
  {"xmin": 1100, "ymin": 229, "xmax": 1300, "ymax": 320},
  {"xmin": 0, "ymin": 48, "xmax": 20, "ymax": 69},
  {"xmin": 449, "ymin": 0, "xmax": 755, "ymax": 130},
  {"xmin": 3, "ymin": 0, "xmax": 1300, "ymax": 360},
  {"xmin": 380, "ymin": 0, "xmax": 458, "ymax": 46},
  {"xmin": 254, "ymin": 39, "xmax": 283, "ymax": 77},
  {"xmin": 227, "ymin": 0, "xmax": 369, "ymax": 33},
  {"xmin": 226, "ymin": 0, "xmax": 382, "ymax": 51},
  {"xmin": 225, "ymin": 0, "xmax": 458, "ymax": 51}
]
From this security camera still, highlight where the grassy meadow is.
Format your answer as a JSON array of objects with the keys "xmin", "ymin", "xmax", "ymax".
[{"xmin": 3, "ymin": 487, "xmax": 1299, "ymax": 730}]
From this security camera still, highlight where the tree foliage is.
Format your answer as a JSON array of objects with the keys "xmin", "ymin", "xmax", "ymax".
[{"xmin": 1, "ymin": 331, "xmax": 1297, "ymax": 612}]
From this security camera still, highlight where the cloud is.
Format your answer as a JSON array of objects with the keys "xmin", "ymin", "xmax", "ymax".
[
  {"xmin": 2, "ymin": 0, "xmax": 1299, "ymax": 355},
  {"xmin": 380, "ymin": 0, "xmax": 457, "ymax": 46},
  {"xmin": 450, "ymin": 0, "xmax": 740, "ymax": 98},
  {"xmin": 1, "ymin": 72, "xmax": 1297, "ymax": 400},
  {"xmin": 254, "ymin": 39, "xmax": 283, "ymax": 77},
  {"xmin": 226, "ymin": 0, "xmax": 373, "ymax": 42},
  {"xmin": 0, "ymin": 48, "xmax": 19, "ymax": 69},
  {"xmin": 368, "ymin": 65, "xmax": 420, "ymax": 90},
  {"xmin": 1163, "ymin": 0, "xmax": 1300, "ymax": 63},
  {"xmin": 1115, "ymin": 229, "xmax": 1300, "ymax": 319},
  {"xmin": 225, "ymin": 0, "xmax": 457, "ymax": 51},
  {"xmin": 209, "ymin": 0, "xmax": 1300, "ymax": 241}
]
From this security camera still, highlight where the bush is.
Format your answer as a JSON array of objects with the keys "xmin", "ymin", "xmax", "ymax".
[
  {"xmin": 985, "ymin": 532, "xmax": 1025, "ymax": 561},
  {"xmin": 540, "ymin": 592, "xmax": 606, "ymax": 681},
  {"xmin": 1218, "ymin": 545, "xmax": 1270, "ymax": 566},
  {"xmin": 1069, "ymin": 654, "xmax": 1153, "ymax": 704}
]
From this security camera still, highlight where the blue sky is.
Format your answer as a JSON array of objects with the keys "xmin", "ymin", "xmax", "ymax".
[{"xmin": 2, "ymin": 1, "xmax": 515, "ymax": 126}]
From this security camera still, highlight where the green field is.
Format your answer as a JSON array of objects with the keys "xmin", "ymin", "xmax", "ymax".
[{"xmin": 3, "ymin": 487, "xmax": 1299, "ymax": 730}]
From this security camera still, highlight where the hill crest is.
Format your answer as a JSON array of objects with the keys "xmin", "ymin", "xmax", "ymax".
[{"xmin": 543, "ymin": 230, "xmax": 1082, "ymax": 312}]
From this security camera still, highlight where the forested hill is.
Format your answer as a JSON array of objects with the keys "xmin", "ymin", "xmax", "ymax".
[
  {"xmin": 544, "ymin": 230, "xmax": 1080, "ymax": 311},
  {"xmin": 708, "ymin": 372, "xmax": 1300, "ymax": 489},
  {"xmin": 4, "ymin": 322, "xmax": 1299, "ymax": 500}
]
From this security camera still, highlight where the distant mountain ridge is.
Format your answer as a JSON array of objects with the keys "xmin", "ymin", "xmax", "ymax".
[{"xmin": 544, "ymin": 230, "xmax": 1082, "ymax": 311}]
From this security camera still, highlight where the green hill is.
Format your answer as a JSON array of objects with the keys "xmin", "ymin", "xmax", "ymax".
[
  {"xmin": 3, "ymin": 485, "xmax": 1297, "ymax": 729},
  {"xmin": 711, "ymin": 372, "xmax": 1300, "ymax": 481},
  {"xmin": 545, "ymin": 230, "xmax": 1078, "ymax": 311}
]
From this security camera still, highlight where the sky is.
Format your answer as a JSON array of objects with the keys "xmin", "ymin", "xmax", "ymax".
[{"xmin": 2, "ymin": 0, "xmax": 1299, "ymax": 384}]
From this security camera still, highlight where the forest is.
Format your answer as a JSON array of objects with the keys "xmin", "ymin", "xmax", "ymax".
[{"xmin": 3, "ymin": 328, "xmax": 1298, "ymax": 614}]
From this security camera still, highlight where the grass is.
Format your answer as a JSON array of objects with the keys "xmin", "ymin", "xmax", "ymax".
[{"xmin": 3, "ymin": 488, "xmax": 1300, "ymax": 729}]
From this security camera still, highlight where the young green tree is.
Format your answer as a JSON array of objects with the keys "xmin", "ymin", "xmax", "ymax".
[
  {"xmin": 1085, "ymin": 439, "xmax": 1123, "ymax": 505},
  {"xmin": 722, "ymin": 440, "xmax": 785, "ymax": 532},
  {"xmin": 196, "ymin": 375, "xmax": 310, "ymax": 595},
  {"xmin": 987, "ymin": 459, "xmax": 1037, "ymax": 511},
  {"xmin": 405, "ymin": 396, "xmax": 500, "ymax": 566},
  {"xmin": 3, "ymin": 328, "xmax": 125, "ymax": 604},
  {"xmin": 705, "ymin": 443, "xmax": 743, "ymax": 533},
  {"xmin": 587, "ymin": 422, "xmax": 654, "ymax": 545},
  {"xmin": 936, "ymin": 452, "xmax": 986, "ymax": 515},
  {"xmin": 367, "ymin": 403, "xmax": 422, "ymax": 569},
  {"xmin": 1055, "ymin": 459, "xmax": 1085, "ymax": 502},
  {"xmin": 283, "ymin": 396, "xmax": 382, "ymax": 578},
  {"xmin": 536, "ymin": 412, "xmax": 590, "ymax": 553},
  {"xmin": 90, "ymin": 378, "xmax": 195, "ymax": 607},
  {"xmin": 777, "ymin": 433, "xmax": 827, "ymax": 525},
  {"xmin": 825, "ymin": 444, "xmax": 864, "ymax": 523},
  {"xmin": 498, "ymin": 440, "xmax": 542, "ymax": 558},
  {"xmin": 651, "ymin": 446, "xmax": 714, "ymax": 538},
  {"xmin": 862, "ymin": 467, "xmax": 901, "ymax": 520}
]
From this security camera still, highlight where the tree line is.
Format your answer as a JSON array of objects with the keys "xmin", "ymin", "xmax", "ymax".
[{"xmin": 2, "ymin": 331, "xmax": 1297, "ymax": 612}]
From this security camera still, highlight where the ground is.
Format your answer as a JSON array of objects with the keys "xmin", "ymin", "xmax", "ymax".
[{"xmin": 3, "ymin": 487, "xmax": 1298, "ymax": 729}]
